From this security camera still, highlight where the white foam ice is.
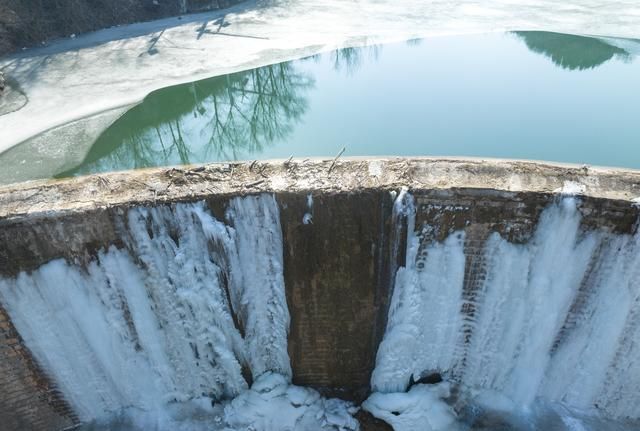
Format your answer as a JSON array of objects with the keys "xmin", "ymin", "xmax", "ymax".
[
  {"xmin": 371, "ymin": 222, "xmax": 467, "ymax": 393},
  {"xmin": 463, "ymin": 198, "xmax": 599, "ymax": 407},
  {"xmin": 224, "ymin": 195, "xmax": 292, "ymax": 380}
]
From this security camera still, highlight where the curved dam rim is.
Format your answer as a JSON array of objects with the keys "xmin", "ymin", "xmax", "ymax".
[{"xmin": 1, "ymin": 157, "xmax": 639, "ymax": 221}]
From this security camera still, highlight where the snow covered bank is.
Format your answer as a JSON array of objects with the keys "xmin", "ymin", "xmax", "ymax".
[{"xmin": 1, "ymin": 0, "xmax": 639, "ymax": 155}]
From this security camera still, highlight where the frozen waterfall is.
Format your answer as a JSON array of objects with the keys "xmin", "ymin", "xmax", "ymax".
[
  {"xmin": 1, "ymin": 189, "xmax": 639, "ymax": 431},
  {"xmin": 369, "ymin": 192, "xmax": 640, "ymax": 429},
  {"xmin": 0, "ymin": 195, "xmax": 292, "ymax": 421}
]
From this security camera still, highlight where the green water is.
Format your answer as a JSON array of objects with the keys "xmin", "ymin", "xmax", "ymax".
[{"xmin": 6, "ymin": 31, "xmax": 640, "ymax": 182}]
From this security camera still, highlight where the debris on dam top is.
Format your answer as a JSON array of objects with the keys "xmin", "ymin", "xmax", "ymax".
[{"xmin": 1, "ymin": 157, "xmax": 639, "ymax": 221}]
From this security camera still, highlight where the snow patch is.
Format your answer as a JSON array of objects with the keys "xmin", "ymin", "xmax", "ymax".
[
  {"xmin": 368, "ymin": 161, "xmax": 383, "ymax": 177},
  {"xmin": 269, "ymin": 174, "xmax": 288, "ymax": 190},
  {"xmin": 554, "ymin": 181, "xmax": 586, "ymax": 195}
]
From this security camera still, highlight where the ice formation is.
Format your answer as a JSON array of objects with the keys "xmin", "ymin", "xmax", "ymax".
[
  {"xmin": 0, "ymin": 194, "xmax": 340, "ymax": 427},
  {"xmin": 78, "ymin": 373, "xmax": 358, "ymax": 431},
  {"xmin": 303, "ymin": 193, "xmax": 314, "ymax": 225},
  {"xmin": 369, "ymin": 191, "xmax": 640, "ymax": 427},
  {"xmin": 363, "ymin": 383, "xmax": 458, "ymax": 431},
  {"xmin": 219, "ymin": 372, "xmax": 358, "ymax": 431}
]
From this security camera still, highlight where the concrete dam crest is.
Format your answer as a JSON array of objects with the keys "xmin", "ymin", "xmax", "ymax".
[{"xmin": 0, "ymin": 158, "xmax": 639, "ymax": 430}]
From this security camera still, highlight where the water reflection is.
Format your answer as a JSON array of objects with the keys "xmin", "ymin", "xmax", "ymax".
[
  {"xmin": 50, "ymin": 34, "xmax": 640, "ymax": 178},
  {"xmin": 330, "ymin": 45, "xmax": 382, "ymax": 74},
  {"xmin": 60, "ymin": 45, "xmax": 379, "ymax": 177},
  {"xmin": 61, "ymin": 61, "xmax": 315, "ymax": 177},
  {"xmin": 515, "ymin": 31, "xmax": 630, "ymax": 70}
]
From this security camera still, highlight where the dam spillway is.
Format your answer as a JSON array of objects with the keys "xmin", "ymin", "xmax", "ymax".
[{"xmin": 0, "ymin": 158, "xmax": 639, "ymax": 430}]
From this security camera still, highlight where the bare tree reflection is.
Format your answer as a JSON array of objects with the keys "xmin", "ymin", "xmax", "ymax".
[
  {"xmin": 62, "ymin": 61, "xmax": 314, "ymax": 176},
  {"xmin": 330, "ymin": 45, "xmax": 382, "ymax": 75},
  {"xmin": 60, "ymin": 44, "xmax": 396, "ymax": 177},
  {"xmin": 515, "ymin": 31, "xmax": 630, "ymax": 70}
]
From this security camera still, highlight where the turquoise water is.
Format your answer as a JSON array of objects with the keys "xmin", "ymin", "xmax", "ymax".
[{"xmin": 11, "ymin": 31, "xmax": 640, "ymax": 181}]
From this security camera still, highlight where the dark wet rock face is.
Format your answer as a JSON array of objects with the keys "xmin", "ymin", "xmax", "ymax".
[{"xmin": 410, "ymin": 372, "xmax": 444, "ymax": 386}]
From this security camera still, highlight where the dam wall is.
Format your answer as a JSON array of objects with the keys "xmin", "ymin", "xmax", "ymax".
[{"xmin": 0, "ymin": 158, "xmax": 639, "ymax": 430}]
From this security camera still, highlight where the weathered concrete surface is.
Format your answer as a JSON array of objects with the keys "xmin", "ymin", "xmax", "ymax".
[
  {"xmin": 280, "ymin": 190, "xmax": 394, "ymax": 401},
  {"xmin": 1, "ymin": 0, "xmax": 639, "ymax": 154},
  {"xmin": 0, "ymin": 157, "xmax": 639, "ymax": 430},
  {"xmin": 1, "ymin": 158, "xmax": 640, "ymax": 221}
]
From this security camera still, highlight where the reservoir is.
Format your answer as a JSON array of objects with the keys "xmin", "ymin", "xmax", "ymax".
[{"xmin": 1, "ymin": 31, "xmax": 638, "ymax": 184}]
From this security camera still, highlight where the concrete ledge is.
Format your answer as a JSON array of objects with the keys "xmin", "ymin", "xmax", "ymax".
[{"xmin": 1, "ymin": 157, "xmax": 640, "ymax": 222}]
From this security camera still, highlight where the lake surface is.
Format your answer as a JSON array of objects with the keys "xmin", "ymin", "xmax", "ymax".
[{"xmin": 3, "ymin": 31, "xmax": 640, "ymax": 183}]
